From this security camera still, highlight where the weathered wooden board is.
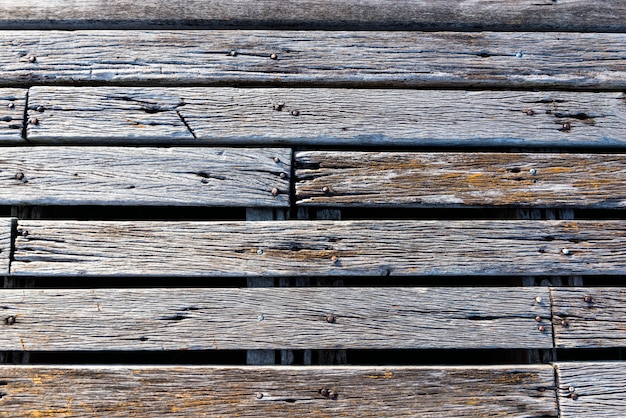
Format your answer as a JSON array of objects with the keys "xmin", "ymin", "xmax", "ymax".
[
  {"xmin": 296, "ymin": 152, "xmax": 626, "ymax": 208},
  {"xmin": 0, "ymin": 287, "xmax": 552, "ymax": 350},
  {"xmin": 0, "ymin": 218, "xmax": 11, "ymax": 275},
  {"xmin": 552, "ymin": 288, "xmax": 626, "ymax": 349},
  {"xmin": 4, "ymin": 31, "xmax": 626, "ymax": 89},
  {"xmin": 0, "ymin": 89, "xmax": 25, "ymax": 143},
  {"xmin": 11, "ymin": 220, "xmax": 626, "ymax": 276},
  {"xmin": 0, "ymin": 147, "xmax": 290, "ymax": 207},
  {"xmin": 0, "ymin": 0, "xmax": 622, "ymax": 32},
  {"xmin": 27, "ymin": 88, "xmax": 626, "ymax": 146},
  {"xmin": 556, "ymin": 362, "xmax": 626, "ymax": 418},
  {"xmin": 0, "ymin": 365, "xmax": 557, "ymax": 417}
]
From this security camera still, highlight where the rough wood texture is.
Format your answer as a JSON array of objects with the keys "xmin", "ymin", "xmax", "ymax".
[
  {"xmin": 296, "ymin": 152, "xmax": 626, "ymax": 208},
  {"xmin": 0, "ymin": 147, "xmax": 290, "ymax": 207},
  {"xmin": 552, "ymin": 288, "xmax": 626, "ymax": 349},
  {"xmin": 0, "ymin": 287, "xmax": 552, "ymax": 350},
  {"xmin": 555, "ymin": 362, "xmax": 626, "ymax": 418},
  {"xmin": 0, "ymin": 89, "xmax": 25, "ymax": 143},
  {"xmin": 11, "ymin": 220, "xmax": 626, "ymax": 276},
  {"xmin": 4, "ymin": 31, "xmax": 626, "ymax": 89},
  {"xmin": 0, "ymin": 0, "xmax": 622, "ymax": 31},
  {"xmin": 0, "ymin": 218, "xmax": 10, "ymax": 275},
  {"xmin": 27, "ymin": 88, "xmax": 626, "ymax": 146},
  {"xmin": 0, "ymin": 365, "xmax": 557, "ymax": 417}
]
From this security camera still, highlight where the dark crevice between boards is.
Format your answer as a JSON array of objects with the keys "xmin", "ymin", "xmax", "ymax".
[{"xmin": 13, "ymin": 275, "xmax": 625, "ymax": 289}]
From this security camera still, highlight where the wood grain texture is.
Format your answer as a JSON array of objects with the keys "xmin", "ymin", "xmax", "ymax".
[
  {"xmin": 0, "ymin": 147, "xmax": 290, "ymax": 207},
  {"xmin": 0, "ymin": 89, "xmax": 25, "ymax": 143},
  {"xmin": 296, "ymin": 152, "xmax": 626, "ymax": 208},
  {"xmin": 0, "ymin": 218, "xmax": 10, "ymax": 275},
  {"xmin": 0, "ymin": 287, "xmax": 552, "ymax": 350},
  {"xmin": 0, "ymin": 0, "xmax": 622, "ymax": 31},
  {"xmin": 27, "ymin": 88, "xmax": 626, "ymax": 146},
  {"xmin": 4, "ymin": 31, "xmax": 626, "ymax": 89},
  {"xmin": 555, "ymin": 362, "xmax": 626, "ymax": 418},
  {"xmin": 11, "ymin": 220, "xmax": 626, "ymax": 276},
  {"xmin": 552, "ymin": 288, "xmax": 626, "ymax": 349},
  {"xmin": 0, "ymin": 365, "xmax": 557, "ymax": 417}
]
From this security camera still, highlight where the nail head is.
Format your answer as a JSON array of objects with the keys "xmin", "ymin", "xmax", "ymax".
[
  {"xmin": 270, "ymin": 53, "xmax": 278, "ymax": 60},
  {"xmin": 5, "ymin": 315, "xmax": 16, "ymax": 325},
  {"xmin": 571, "ymin": 393, "xmax": 579, "ymax": 400},
  {"xmin": 256, "ymin": 392, "xmax": 263, "ymax": 399},
  {"xmin": 322, "ymin": 186, "xmax": 330, "ymax": 193},
  {"xmin": 7, "ymin": 102, "xmax": 15, "ymax": 109},
  {"xmin": 331, "ymin": 255, "xmax": 338, "ymax": 263},
  {"xmin": 561, "ymin": 248, "xmax": 571, "ymax": 255},
  {"xmin": 273, "ymin": 102, "xmax": 285, "ymax": 111},
  {"xmin": 319, "ymin": 388, "xmax": 329, "ymax": 397},
  {"xmin": 273, "ymin": 157, "xmax": 281, "ymax": 163},
  {"xmin": 15, "ymin": 172, "xmax": 25, "ymax": 180},
  {"xmin": 28, "ymin": 117, "xmax": 39, "ymax": 125},
  {"xmin": 535, "ymin": 296, "xmax": 543, "ymax": 304},
  {"xmin": 257, "ymin": 249, "xmax": 263, "ymax": 255},
  {"xmin": 529, "ymin": 168, "xmax": 537, "ymax": 175},
  {"xmin": 28, "ymin": 56, "xmax": 37, "ymax": 63},
  {"xmin": 561, "ymin": 319, "xmax": 569, "ymax": 327},
  {"xmin": 568, "ymin": 386, "xmax": 576, "ymax": 393},
  {"xmin": 535, "ymin": 316, "xmax": 542, "ymax": 322},
  {"xmin": 36, "ymin": 105, "xmax": 45, "ymax": 113},
  {"xmin": 279, "ymin": 172, "xmax": 287, "ymax": 179},
  {"xmin": 271, "ymin": 188, "xmax": 279, "ymax": 196},
  {"xmin": 326, "ymin": 314, "xmax": 336, "ymax": 323},
  {"xmin": 561, "ymin": 122, "xmax": 571, "ymax": 131},
  {"xmin": 583, "ymin": 295, "xmax": 592, "ymax": 303},
  {"xmin": 257, "ymin": 314, "xmax": 264, "ymax": 321},
  {"xmin": 229, "ymin": 50, "xmax": 237, "ymax": 56},
  {"xmin": 516, "ymin": 51, "xmax": 523, "ymax": 58},
  {"xmin": 538, "ymin": 325, "xmax": 546, "ymax": 332},
  {"xmin": 291, "ymin": 110, "xmax": 300, "ymax": 116}
]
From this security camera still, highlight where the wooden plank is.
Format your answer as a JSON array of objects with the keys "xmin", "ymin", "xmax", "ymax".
[
  {"xmin": 0, "ymin": 365, "xmax": 557, "ymax": 417},
  {"xmin": 555, "ymin": 362, "xmax": 626, "ymax": 418},
  {"xmin": 552, "ymin": 288, "xmax": 626, "ymax": 349},
  {"xmin": 0, "ymin": 89, "xmax": 26, "ymax": 143},
  {"xmin": 0, "ymin": 287, "xmax": 552, "ymax": 350},
  {"xmin": 4, "ymin": 31, "xmax": 626, "ymax": 89},
  {"xmin": 27, "ymin": 88, "xmax": 626, "ymax": 146},
  {"xmin": 11, "ymin": 220, "xmax": 626, "ymax": 276},
  {"xmin": 296, "ymin": 152, "xmax": 626, "ymax": 208},
  {"xmin": 0, "ymin": 218, "xmax": 10, "ymax": 275},
  {"xmin": 0, "ymin": 0, "xmax": 622, "ymax": 31},
  {"xmin": 0, "ymin": 147, "xmax": 290, "ymax": 207}
]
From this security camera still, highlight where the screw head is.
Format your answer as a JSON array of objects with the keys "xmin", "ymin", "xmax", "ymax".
[
  {"xmin": 28, "ymin": 56, "xmax": 37, "ymax": 63},
  {"xmin": 583, "ymin": 295, "xmax": 593, "ymax": 303},
  {"xmin": 529, "ymin": 168, "xmax": 537, "ymax": 175},
  {"xmin": 257, "ymin": 314, "xmax": 264, "ymax": 321},
  {"xmin": 291, "ymin": 109, "xmax": 300, "ymax": 116},
  {"xmin": 257, "ymin": 249, "xmax": 263, "ymax": 255},
  {"xmin": 256, "ymin": 392, "xmax": 263, "ymax": 399},
  {"xmin": 270, "ymin": 53, "xmax": 278, "ymax": 60}
]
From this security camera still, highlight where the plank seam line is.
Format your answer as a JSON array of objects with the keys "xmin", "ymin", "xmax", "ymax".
[
  {"xmin": 553, "ymin": 363, "xmax": 563, "ymax": 418},
  {"xmin": 21, "ymin": 89, "xmax": 30, "ymax": 142},
  {"xmin": 176, "ymin": 110, "xmax": 197, "ymax": 139},
  {"xmin": 7, "ymin": 218, "xmax": 17, "ymax": 275}
]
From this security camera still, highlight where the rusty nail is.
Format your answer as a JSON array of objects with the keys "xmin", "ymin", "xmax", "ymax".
[
  {"xmin": 5, "ymin": 316, "xmax": 16, "ymax": 325},
  {"xmin": 326, "ymin": 314, "xmax": 336, "ymax": 324},
  {"xmin": 15, "ymin": 172, "xmax": 24, "ymax": 180},
  {"xmin": 561, "ymin": 319, "xmax": 569, "ymax": 327},
  {"xmin": 535, "ymin": 316, "xmax": 542, "ymax": 322},
  {"xmin": 271, "ymin": 188, "xmax": 279, "ymax": 196},
  {"xmin": 568, "ymin": 386, "xmax": 576, "ymax": 393},
  {"xmin": 529, "ymin": 168, "xmax": 537, "ymax": 175},
  {"xmin": 322, "ymin": 186, "xmax": 330, "ymax": 193},
  {"xmin": 561, "ymin": 248, "xmax": 571, "ymax": 255},
  {"xmin": 273, "ymin": 102, "xmax": 285, "ymax": 111},
  {"xmin": 583, "ymin": 295, "xmax": 592, "ymax": 303},
  {"xmin": 28, "ymin": 56, "xmax": 37, "ymax": 63},
  {"xmin": 328, "ymin": 391, "xmax": 338, "ymax": 400},
  {"xmin": 279, "ymin": 172, "xmax": 287, "ymax": 179},
  {"xmin": 256, "ymin": 392, "xmax": 263, "ymax": 399},
  {"xmin": 270, "ymin": 53, "xmax": 278, "ymax": 60},
  {"xmin": 319, "ymin": 388, "xmax": 329, "ymax": 397},
  {"xmin": 538, "ymin": 325, "xmax": 546, "ymax": 332},
  {"xmin": 7, "ymin": 102, "xmax": 15, "ymax": 109},
  {"xmin": 561, "ymin": 122, "xmax": 571, "ymax": 131},
  {"xmin": 273, "ymin": 157, "xmax": 281, "ymax": 163},
  {"xmin": 257, "ymin": 249, "xmax": 263, "ymax": 255},
  {"xmin": 291, "ymin": 109, "xmax": 300, "ymax": 116},
  {"xmin": 257, "ymin": 314, "xmax": 264, "ymax": 321},
  {"xmin": 29, "ymin": 117, "xmax": 39, "ymax": 125},
  {"xmin": 36, "ymin": 105, "xmax": 45, "ymax": 113},
  {"xmin": 571, "ymin": 393, "xmax": 579, "ymax": 400},
  {"xmin": 229, "ymin": 50, "xmax": 237, "ymax": 57},
  {"xmin": 535, "ymin": 296, "xmax": 543, "ymax": 304}
]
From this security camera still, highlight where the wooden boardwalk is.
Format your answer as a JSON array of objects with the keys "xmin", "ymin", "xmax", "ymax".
[{"xmin": 1, "ymin": 1, "xmax": 625, "ymax": 416}]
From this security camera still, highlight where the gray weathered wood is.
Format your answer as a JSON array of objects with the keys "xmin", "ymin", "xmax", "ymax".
[
  {"xmin": 27, "ymin": 88, "xmax": 626, "ymax": 146},
  {"xmin": 0, "ymin": 365, "xmax": 557, "ymax": 417},
  {"xmin": 0, "ymin": 89, "xmax": 26, "ymax": 143},
  {"xmin": 0, "ymin": 0, "xmax": 623, "ymax": 31},
  {"xmin": 0, "ymin": 287, "xmax": 552, "ymax": 350},
  {"xmin": 555, "ymin": 362, "xmax": 626, "ymax": 418},
  {"xmin": 0, "ymin": 147, "xmax": 290, "ymax": 207},
  {"xmin": 4, "ymin": 31, "xmax": 626, "ymax": 89},
  {"xmin": 0, "ymin": 218, "xmax": 11, "ymax": 275},
  {"xmin": 552, "ymin": 288, "xmax": 626, "ymax": 349},
  {"xmin": 11, "ymin": 220, "xmax": 626, "ymax": 276},
  {"xmin": 296, "ymin": 152, "xmax": 626, "ymax": 208}
]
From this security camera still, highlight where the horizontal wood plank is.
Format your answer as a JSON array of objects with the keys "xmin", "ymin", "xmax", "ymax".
[
  {"xmin": 0, "ymin": 0, "xmax": 622, "ymax": 31},
  {"xmin": 0, "ymin": 147, "xmax": 290, "ymax": 207},
  {"xmin": 27, "ymin": 88, "xmax": 626, "ymax": 146},
  {"xmin": 552, "ymin": 288, "xmax": 626, "ymax": 349},
  {"xmin": 4, "ymin": 31, "xmax": 626, "ymax": 89},
  {"xmin": 555, "ymin": 362, "xmax": 626, "ymax": 418},
  {"xmin": 0, "ymin": 89, "xmax": 26, "ymax": 143},
  {"xmin": 0, "ymin": 218, "xmax": 11, "ymax": 274},
  {"xmin": 0, "ymin": 365, "xmax": 557, "ymax": 417},
  {"xmin": 0, "ymin": 287, "xmax": 552, "ymax": 350},
  {"xmin": 11, "ymin": 220, "xmax": 626, "ymax": 276},
  {"xmin": 296, "ymin": 152, "xmax": 626, "ymax": 208}
]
